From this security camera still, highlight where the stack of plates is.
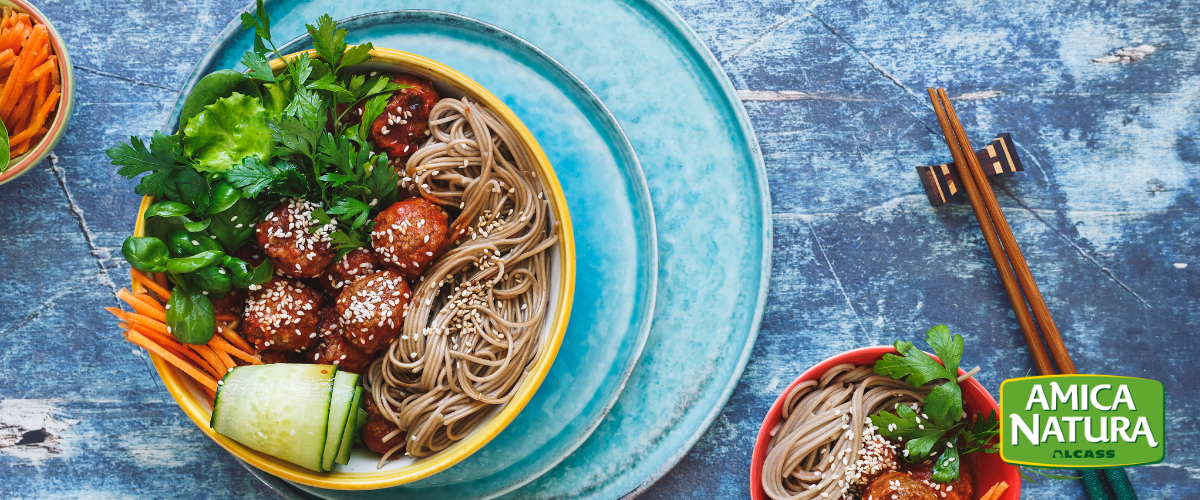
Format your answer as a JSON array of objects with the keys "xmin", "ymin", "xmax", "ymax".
[{"xmin": 172, "ymin": 1, "xmax": 768, "ymax": 498}]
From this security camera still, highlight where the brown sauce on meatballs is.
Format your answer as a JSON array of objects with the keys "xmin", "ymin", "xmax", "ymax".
[
  {"xmin": 361, "ymin": 396, "xmax": 404, "ymax": 455},
  {"xmin": 862, "ymin": 472, "xmax": 937, "ymax": 500},
  {"xmin": 241, "ymin": 277, "xmax": 323, "ymax": 352},
  {"xmin": 370, "ymin": 198, "xmax": 450, "ymax": 277},
  {"xmin": 369, "ymin": 74, "xmax": 439, "ymax": 159},
  {"xmin": 335, "ymin": 270, "xmax": 412, "ymax": 353},
  {"xmin": 311, "ymin": 305, "xmax": 373, "ymax": 374},
  {"xmin": 255, "ymin": 199, "xmax": 338, "ymax": 278},
  {"xmin": 900, "ymin": 460, "xmax": 973, "ymax": 500},
  {"xmin": 320, "ymin": 247, "xmax": 382, "ymax": 295}
]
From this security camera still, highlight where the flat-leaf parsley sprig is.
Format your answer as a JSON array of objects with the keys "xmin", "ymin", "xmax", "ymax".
[
  {"xmin": 869, "ymin": 325, "xmax": 999, "ymax": 483},
  {"xmin": 226, "ymin": 0, "xmax": 407, "ymax": 257}
]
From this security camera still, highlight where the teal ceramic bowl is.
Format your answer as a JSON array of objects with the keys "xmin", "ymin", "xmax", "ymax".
[{"xmin": 0, "ymin": 0, "xmax": 74, "ymax": 185}]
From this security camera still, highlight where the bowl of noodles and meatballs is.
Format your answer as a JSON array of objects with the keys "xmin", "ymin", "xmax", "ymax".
[
  {"xmin": 750, "ymin": 346, "xmax": 1020, "ymax": 500},
  {"xmin": 133, "ymin": 48, "xmax": 575, "ymax": 489}
]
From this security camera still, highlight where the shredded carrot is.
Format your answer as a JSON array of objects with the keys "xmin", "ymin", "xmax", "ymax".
[
  {"xmin": 134, "ymin": 290, "xmax": 166, "ymax": 310},
  {"xmin": 22, "ymin": 57, "xmax": 50, "ymax": 85},
  {"xmin": 217, "ymin": 322, "xmax": 254, "ymax": 353},
  {"xmin": 0, "ymin": 24, "xmax": 24, "ymax": 53},
  {"xmin": 979, "ymin": 482, "xmax": 1009, "ymax": 500},
  {"xmin": 213, "ymin": 348, "xmax": 236, "ymax": 374},
  {"xmin": 0, "ymin": 12, "xmax": 59, "ymax": 160},
  {"xmin": 0, "ymin": 24, "xmax": 44, "ymax": 121},
  {"xmin": 135, "ymin": 290, "xmax": 163, "ymax": 308},
  {"xmin": 19, "ymin": 86, "xmax": 58, "ymax": 138},
  {"xmin": 130, "ymin": 269, "xmax": 171, "ymax": 300},
  {"xmin": 209, "ymin": 334, "xmax": 260, "ymax": 365},
  {"xmin": 125, "ymin": 321, "xmax": 213, "ymax": 373},
  {"xmin": 32, "ymin": 71, "xmax": 45, "ymax": 119},
  {"xmin": 116, "ymin": 288, "xmax": 166, "ymax": 322},
  {"xmin": 126, "ymin": 330, "xmax": 218, "ymax": 391},
  {"xmin": 105, "ymin": 307, "xmax": 169, "ymax": 336},
  {"xmin": 215, "ymin": 313, "xmax": 239, "ymax": 323},
  {"xmin": 6, "ymin": 83, "xmax": 34, "ymax": 134},
  {"xmin": 191, "ymin": 344, "xmax": 228, "ymax": 380},
  {"xmin": 154, "ymin": 272, "xmax": 169, "ymax": 290}
]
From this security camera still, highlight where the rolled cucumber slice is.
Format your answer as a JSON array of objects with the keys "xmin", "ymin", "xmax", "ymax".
[
  {"xmin": 321, "ymin": 371, "xmax": 359, "ymax": 471},
  {"xmin": 335, "ymin": 386, "xmax": 363, "ymax": 466},
  {"xmin": 210, "ymin": 364, "xmax": 338, "ymax": 472}
]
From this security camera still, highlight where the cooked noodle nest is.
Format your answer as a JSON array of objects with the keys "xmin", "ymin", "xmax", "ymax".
[
  {"xmin": 365, "ymin": 97, "xmax": 559, "ymax": 463},
  {"xmin": 761, "ymin": 364, "xmax": 930, "ymax": 500}
]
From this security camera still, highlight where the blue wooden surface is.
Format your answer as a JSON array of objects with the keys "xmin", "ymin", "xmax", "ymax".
[{"xmin": 0, "ymin": 1, "xmax": 1196, "ymax": 499}]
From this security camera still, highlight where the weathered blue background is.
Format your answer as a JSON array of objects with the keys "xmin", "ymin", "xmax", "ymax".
[{"xmin": 1, "ymin": 0, "xmax": 1195, "ymax": 498}]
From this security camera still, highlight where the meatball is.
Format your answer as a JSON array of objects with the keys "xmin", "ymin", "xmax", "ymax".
[
  {"xmin": 320, "ymin": 247, "xmax": 382, "ymax": 295},
  {"xmin": 230, "ymin": 242, "xmax": 266, "ymax": 267},
  {"xmin": 259, "ymin": 350, "xmax": 305, "ymax": 364},
  {"xmin": 370, "ymin": 198, "xmax": 450, "ymax": 276},
  {"xmin": 336, "ymin": 270, "xmax": 411, "ymax": 353},
  {"xmin": 211, "ymin": 288, "xmax": 246, "ymax": 322},
  {"xmin": 370, "ymin": 74, "xmax": 439, "ymax": 158},
  {"xmin": 310, "ymin": 305, "xmax": 374, "ymax": 374},
  {"xmin": 361, "ymin": 396, "xmax": 404, "ymax": 454},
  {"xmin": 901, "ymin": 460, "xmax": 974, "ymax": 500},
  {"xmin": 255, "ymin": 199, "xmax": 337, "ymax": 278},
  {"xmin": 241, "ymin": 277, "xmax": 323, "ymax": 352},
  {"xmin": 862, "ymin": 472, "xmax": 936, "ymax": 500}
]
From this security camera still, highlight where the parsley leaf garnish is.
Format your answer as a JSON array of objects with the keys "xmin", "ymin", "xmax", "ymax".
[
  {"xmin": 870, "ymin": 325, "xmax": 1001, "ymax": 485},
  {"xmin": 870, "ymin": 403, "xmax": 954, "ymax": 460},
  {"xmin": 108, "ymin": 132, "xmax": 188, "ymax": 178},
  {"xmin": 224, "ymin": 156, "xmax": 276, "ymax": 197},
  {"xmin": 241, "ymin": 51, "xmax": 275, "ymax": 82},
  {"xmin": 339, "ymin": 44, "xmax": 373, "ymax": 70},
  {"xmin": 306, "ymin": 14, "xmax": 346, "ymax": 69},
  {"xmin": 959, "ymin": 409, "xmax": 1000, "ymax": 455},
  {"xmin": 327, "ymin": 197, "xmax": 372, "ymax": 229},
  {"xmin": 362, "ymin": 155, "xmax": 399, "ymax": 208},
  {"xmin": 107, "ymin": 132, "xmax": 211, "ymax": 211},
  {"xmin": 239, "ymin": 1, "xmax": 271, "ymax": 50},
  {"xmin": 932, "ymin": 445, "xmax": 959, "ymax": 483},
  {"xmin": 874, "ymin": 324, "xmax": 964, "ymax": 426}
]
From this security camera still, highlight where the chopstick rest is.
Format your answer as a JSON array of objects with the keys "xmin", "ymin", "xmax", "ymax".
[{"xmin": 916, "ymin": 133, "xmax": 1024, "ymax": 206}]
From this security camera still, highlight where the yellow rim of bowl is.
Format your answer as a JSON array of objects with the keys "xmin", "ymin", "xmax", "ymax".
[{"xmin": 132, "ymin": 47, "xmax": 576, "ymax": 490}]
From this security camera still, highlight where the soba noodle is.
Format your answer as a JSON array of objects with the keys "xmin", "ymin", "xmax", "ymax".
[
  {"xmin": 762, "ymin": 363, "xmax": 983, "ymax": 499},
  {"xmin": 365, "ymin": 97, "xmax": 558, "ymax": 463},
  {"xmin": 761, "ymin": 364, "xmax": 929, "ymax": 500}
]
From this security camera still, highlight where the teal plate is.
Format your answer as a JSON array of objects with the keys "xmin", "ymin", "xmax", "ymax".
[
  {"xmin": 173, "ymin": 9, "xmax": 657, "ymax": 500},
  {"xmin": 183, "ymin": 1, "xmax": 769, "ymax": 498}
]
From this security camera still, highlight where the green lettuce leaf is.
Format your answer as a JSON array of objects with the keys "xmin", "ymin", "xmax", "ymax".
[{"xmin": 183, "ymin": 92, "xmax": 272, "ymax": 173}]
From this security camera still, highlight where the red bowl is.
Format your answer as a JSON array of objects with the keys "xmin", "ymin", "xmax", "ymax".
[{"xmin": 750, "ymin": 346, "xmax": 1020, "ymax": 500}]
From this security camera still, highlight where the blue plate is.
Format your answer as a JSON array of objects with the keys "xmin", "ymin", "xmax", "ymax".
[
  {"xmin": 173, "ymin": 9, "xmax": 657, "ymax": 500},
  {"xmin": 184, "ymin": 1, "xmax": 770, "ymax": 498}
]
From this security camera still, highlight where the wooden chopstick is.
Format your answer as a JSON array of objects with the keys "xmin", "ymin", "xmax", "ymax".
[
  {"xmin": 929, "ymin": 88, "xmax": 1132, "ymax": 500},
  {"xmin": 925, "ymin": 88, "xmax": 1055, "ymax": 376},
  {"xmin": 934, "ymin": 88, "xmax": 1077, "ymax": 375}
]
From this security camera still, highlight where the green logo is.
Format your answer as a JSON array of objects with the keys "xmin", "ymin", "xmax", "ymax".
[{"xmin": 999, "ymin": 375, "xmax": 1164, "ymax": 468}]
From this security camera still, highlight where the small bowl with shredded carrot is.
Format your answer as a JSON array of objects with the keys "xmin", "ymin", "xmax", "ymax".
[{"xmin": 0, "ymin": 0, "xmax": 73, "ymax": 186}]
